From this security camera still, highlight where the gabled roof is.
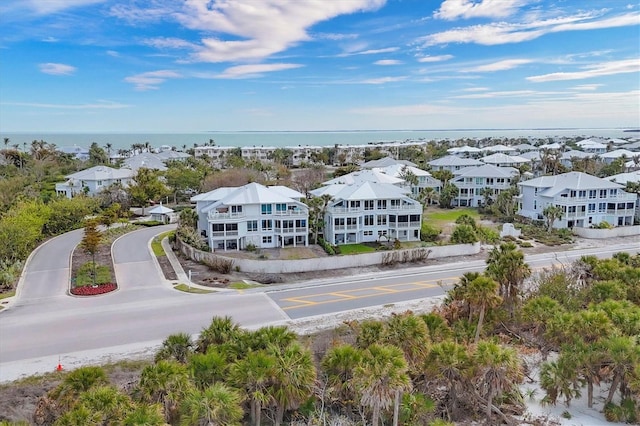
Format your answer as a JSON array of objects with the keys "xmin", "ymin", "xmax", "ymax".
[
  {"xmin": 453, "ymin": 164, "xmax": 519, "ymax": 179},
  {"xmin": 148, "ymin": 204, "xmax": 174, "ymax": 214},
  {"xmin": 156, "ymin": 150, "xmax": 190, "ymax": 160},
  {"xmin": 599, "ymin": 149, "xmax": 638, "ymax": 159},
  {"xmin": 269, "ymin": 185, "xmax": 305, "ymax": 199},
  {"xmin": 327, "ymin": 181, "xmax": 411, "ymax": 202},
  {"xmin": 577, "ymin": 140, "xmax": 607, "ymax": 149},
  {"xmin": 309, "ymin": 184, "xmax": 348, "ymax": 198},
  {"xmin": 480, "ymin": 153, "xmax": 530, "ymax": 165},
  {"xmin": 447, "ymin": 145, "xmax": 481, "ymax": 154},
  {"xmin": 66, "ymin": 166, "xmax": 134, "ymax": 181},
  {"xmin": 122, "ymin": 153, "xmax": 168, "ymax": 171},
  {"xmin": 519, "ymin": 172, "xmax": 624, "ymax": 196},
  {"xmin": 480, "ymin": 144, "xmax": 515, "ymax": 152},
  {"xmin": 512, "ymin": 143, "xmax": 538, "ymax": 152},
  {"xmin": 373, "ymin": 163, "xmax": 431, "ymax": 178},
  {"xmin": 539, "ymin": 142, "xmax": 563, "ymax": 150},
  {"xmin": 605, "ymin": 171, "xmax": 640, "ymax": 185},
  {"xmin": 561, "ymin": 150, "xmax": 596, "ymax": 160},
  {"xmin": 607, "ymin": 138, "xmax": 630, "ymax": 145},
  {"xmin": 361, "ymin": 156, "xmax": 417, "ymax": 169},
  {"xmin": 428, "ymin": 155, "xmax": 483, "ymax": 167},
  {"xmin": 323, "ymin": 169, "xmax": 403, "ymax": 185},
  {"xmin": 217, "ymin": 182, "xmax": 297, "ymax": 205},
  {"xmin": 191, "ymin": 187, "xmax": 238, "ymax": 202},
  {"xmin": 519, "ymin": 151, "xmax": 541, "ymax": 161}
]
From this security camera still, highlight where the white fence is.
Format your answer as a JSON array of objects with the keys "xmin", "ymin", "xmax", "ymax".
[
  {"xmin": 176, "ymin": 239, "xmax": 481, "ymax": 274},
  {"xmin": 573, "ymin": 225, "xmax": 640, "ymax": 239}
]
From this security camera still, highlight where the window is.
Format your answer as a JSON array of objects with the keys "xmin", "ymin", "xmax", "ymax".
[
  {"xmin": 486, "ymin": 178, "xmax": 494, "ymax": 185},
  {"xmin": 262, "ymin": 236, "xmax": 272, "ymax": 244},
  {"xmin": 364, "ymin": 215, "xmax": 374, "ymax": 226},
  {"xmin": 570, "ymin": 190, "xmax": 576, "ymax": 198},
  {"xmin": 391, "ymin": 199, "xmax": 400, "ymax": 208},
  {"xmin": 497, "ymin": 178, "xmax": 505, "ymax": 184},
  {"xmin": 282, "ymin": 220, "xmax": 294, "ymax": 229},
  {"xmin": 261, "ymin": 204, "xmax": 272, "ymax": 215},
  {"xmin": 334, "ymin": 218, "xmax": 345, "ymax": 226},
  {"xmin": 533, "ymin": 200, "xmax": 537, "ymax": 210},
  {"xmin": 296, "ymin": 219, "xmax": 306, "ymax": 228},
  {"xmin": 261, "ymin": 219, "xmax": 272, "ymax": 231},
  {"xmin": 364, "ymin": 230, "xmax": 373, "ymax": 236},
  {"xmin": 247, "ymin": 220, "xmax": 258, "ymax": 232},
  {"xmin": 97, "ymin": 180, "xmax": 103, "ymax": 186},
  {"xmin": 377, "ymin": 215, "xmax": 387, "ymax": 225},
  {"xmin": 276, "ymin": 203, "xmax": 287, "ymax": 212},
  {"xmin": 600, "ymin": 189, "xmax": 607, "ymax": 198},
  {"xmin": 578, "ymin": 190, "xmax": 586, "ymax": 198},
  {"xmin": 349, "ymin": 201, "xmax": 360, "ymax": 209},
  {"xmin": 588, "ymin": 203, "xmax": 596, "ymax": 213},
  {"xmin": 609, "ymin": 189, "xmax": 617, "ymax": 197},
  {"xmin": 475, "ymin": 177, "xmax": 483, "ymax": 185},
  {"xmin": 598, "ymin": 203, "xmax": 606, "ymax": 212},
  {"xmin": 377, "ymin": 200, "xmax": 387, "ymax": 209},
  {"xmin": 364, "ymin": 200, "xmax": 374, "ymax": 210},
  {"xmin": 378, "ymin": 230, "xmax": 388, "ymax": 236},
  {"xmin": 589, "ymin": 190, "xmax": 596, "ymax": 199},
  {"xmin": 231, "ymin": 205, "xmax": 242, "ymax": 214}
]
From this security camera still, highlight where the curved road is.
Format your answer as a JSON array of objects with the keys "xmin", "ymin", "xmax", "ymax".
[{"xmin": 0, "ymin": 227, "xmax": 638, "ymax": 382}]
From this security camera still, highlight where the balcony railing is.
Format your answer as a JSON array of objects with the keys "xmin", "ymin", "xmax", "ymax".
[
  {"xmin": 208, "ymin": 211, "xmax": 245, "ymax": 220},
  {"xmin": 273, "ymin": 210, "xmax": 306, "ymax": 216},
  {"xmin": 390, "ymin": 221, "xmax": 421, "ymax": 228},
  {"xmin": 275, "ymin": 227, "xmax": 307, "ymax": 234},
  {"xmin": 211, "ymin": 231, "xmax": 239, "ymax": 237}
]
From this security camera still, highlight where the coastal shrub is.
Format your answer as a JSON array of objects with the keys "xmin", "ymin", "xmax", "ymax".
[
  {"xmin": 202, "ymin": 257, "xmax": 234, "ymax": 274},
  {"xmin": 476, "ymin": 225, "xmax": 500, "ymax": 244},
  {"xmin": 455, "ymin": 213, "xmax": 477, "ymax": 228},
  {"xmin": 450, "ymin": 224, "xmax": 479, "ymax": 244},
  {"xmin": 318, "ymin": 237, "xmax": 336, "ymax": 255},
  {"xmin": 176, "ymin": 227, "xmax": 209, "ymax": 251},
  {"xmin": 134, "ymin": 220, "xmax": 164, "ymax": 227},
  {"xmin": 420, "ymin": 222, "xmax": 441, "ymax": 242}
]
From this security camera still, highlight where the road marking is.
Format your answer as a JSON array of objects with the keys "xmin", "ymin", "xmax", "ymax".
[{"xmin": 280, "ymin": 281, "xmax": 441, "ymax": 310}]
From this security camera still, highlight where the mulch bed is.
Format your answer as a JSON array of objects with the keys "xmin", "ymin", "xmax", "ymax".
[{"xmin": 70, "ymin": 243, "xmax": 116, "ymax": 293}]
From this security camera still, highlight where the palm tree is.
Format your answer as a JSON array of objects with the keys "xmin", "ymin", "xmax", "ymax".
[
  {"xmin": 600, "ymin": 335, "xmax": 640, "ymax": 405},
  {"xmin": 196, "ymin": 316, "xmax": 244, "ymax": 354},
  {"xmin": 229, "ymin": 350, "xmax": 275, "ymax": 426},
  {"xmin": 155, "ymin": 332, "xmax": 193, "ymax": 364},
  {"xmin": 567, "ymin": 340, "xmax": 603, "ymax": 408},
  {"xmin": 355, "ymin": 344, "xmax": 411, "ymax": 426},
  {"xmin": 486, "ymin": 242, "xmax": 531, "ymax": 315},
  {"xmin": 180, "ymin": 382, "xmax": 244, "ymax": 426},
  {"xmin": 188, "ymin": 348, "xmax": 229, "ymax": 390},
  {"xmin": 321, "ymin": 344, "xmax": 363, "ymax": 412},
  {"xmin": 54, "ymin": 404, "xmax": 103, "ymax": 425},
  {"xmin": 418, "ymin": 186, "xmax": 438, "ymax": 206},
  {"xmin": 539, "ymin": 356, "xmax": 582, "ymax": 406},
  {"xmin": 425, "ymin": 341, "xmax": 470, "ymax": 418},
  {"xmin": 465, "ymin": 276, "xmax": 502, "ymax": 343},
  {"xmin": 138, "ymin": 360, "xmax": 190, "ymax": 422},
  {"xmin": 269, "ymin": 341, "xmax": 316, "ymax": 425},
  {"xmin": 123, "ymin": 403, "xmax": 167, "ymax": 425},
  {"xmin": 49, "ymin": 366, "xmax": 108, "ymax": 412},
  {"xmin": 383, "ymin": 312, "xmax": 430, "ymax": 369},
  {"xmin": 542, "ymin": 204, "xmax": 563, "ymax": 232},
  {"xmin": 473, "ymin": 341, "xmax": 522, "ymax": 422},
  {"xmin": 75, "ymin": 385, "xmax": 133, "ymax": 425}
]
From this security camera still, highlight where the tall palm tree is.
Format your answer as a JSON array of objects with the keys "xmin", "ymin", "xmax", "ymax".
[
  {"xmin": 229, "ymin": 350, "xmax": 275, "ymax": 426},
  {"xmin": 321, "ymin": 344, "xmax": 363, "ymax": 412},
  {"xmin": 269, "ymin": 341, "xmax": 316, "ymax": 425},
  {"xmin": 542, "ymin": 204, "xmax": 563, "ymax": 232},
  {"xmin": 383, "ymin": 312, "xmax": 430, "ymax": 369},
  {"xmin": 600, "ymin": 335, "xmax": 640, "ymax": 405},
  {"xmin": 355, "ymin": 344, "xmax": 411, "ymax": 426},
  {"xmin": 473, "ymin": 341, "xmax": 522, "ymax": 422},
  {"xmin": 425, "ymin": 341, "xmax": 471, "ymax": 419},
  {"xmin": 465, "ymin": 276, "xmax": 502, "ymax": 343},
  {"xmin": 188, "ymin": 348, "xmax": 229, "ymax": 390},
  {"xmin": 180, "ymin": 382, "xmax": 244, "ymax": 426},
  {"xmin": 486, "ymin": 242, "xmax": 531, "ymax": 315},
  {"xmin": 138, "ymin": 360, "xmax": 190, "ymax": 422},
  {"xmin": 196, "ymin": 316, "xmax": 244, "ymax": 354},
  {"xmin": 540, "ymin": 356, "xmax": 582, "ymax": 406}
]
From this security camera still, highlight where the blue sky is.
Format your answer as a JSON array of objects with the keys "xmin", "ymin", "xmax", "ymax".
[{"xmin": 1, "ymin": 0, "xmax": 639, "ymax": 132}]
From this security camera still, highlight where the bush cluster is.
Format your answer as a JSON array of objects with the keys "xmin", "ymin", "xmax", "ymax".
[{"xmin": 318, "ymin": 237, "xmax": 337, "ymax": 255}]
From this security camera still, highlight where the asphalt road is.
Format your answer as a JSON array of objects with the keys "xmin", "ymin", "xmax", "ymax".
[{"xmin": 0, "ymin": 226, "xmax": 637, "ymax": 382}]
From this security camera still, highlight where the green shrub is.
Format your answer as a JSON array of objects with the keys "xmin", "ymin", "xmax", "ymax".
[
  {"xmin": 134, "ymin": 220, "xmax": 164, "ymax": 227},
  {"xmin": 450, "ymin": 224, "xmax": 479, "ymax": 244},
  {"xmin": 202, "ymin": 257, "xmax": 234, "ymax": 274},
  {"xmin": 318, "ymin": 237, "xmax": 336, "ymax": 255},
  {"xmin": 476, "ymin": 225, "xmax": 499, "ymax": 244},
  {"xmin": 420, "ymin": 222, "xmax": 441, "ymax": 242},
  {"xmin": 455, "ymin": 213, "xmax": 477, "ymax": 228}
]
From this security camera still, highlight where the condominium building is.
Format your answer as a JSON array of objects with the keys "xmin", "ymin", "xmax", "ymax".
[{"xmin": 450, "ymin": 164, "xmax": 519, "ymax": 207}]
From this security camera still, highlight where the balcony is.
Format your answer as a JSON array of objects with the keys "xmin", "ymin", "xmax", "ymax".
[
  {"xmin": 208, "ymin": 211, "xmax": 245, "ymax": 220},
  {"xmin": 275, "ymin": 227, "xmax": 307, "ymax": 234},
  {"xmin": 211, "ymin": 231, "xmax": 239, "ymax": 237},
  {"xmin": 273, "ymin": 209, "xmax": 306, "ymax": 216},
  {"xmin": 390, "ymin": 221, "xmax": 421, "ymax": 228}
]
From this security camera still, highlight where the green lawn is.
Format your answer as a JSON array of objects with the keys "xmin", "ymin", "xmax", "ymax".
[
  {"xmin": 75, "ymin": 263, "xmax": 112, "ymax": 286},
  {"xmin": 173, "ymin": 283, "xmax": 215, "ymax": 294},
  {"xmin": 229, "ymin": 281, "xmax": 263, "ymax": 290},
  {"xmin": 338, "ymin": 243, "xmax": 377, "ymax": 255},
  {"xmin": 425, "ymin": 208, "xmax": 479, "ymax": 222},
  {"xmin": 151, "ymin": 231, "xmax": 174, "ymax": 257}
]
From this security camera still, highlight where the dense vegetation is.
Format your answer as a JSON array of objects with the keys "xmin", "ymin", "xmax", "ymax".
[{"xmin": 4, "ymin": 251, "xmax": 636, "ymax": 425}]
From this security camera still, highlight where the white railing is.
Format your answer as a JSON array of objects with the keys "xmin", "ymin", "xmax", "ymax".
[
  {"xmin": 273, "ymin": 210, "xmax": 306, "ymax": 216},
  {"xmin": 208, "ymin": 211, "xmax": 245, "ymax": 220}
]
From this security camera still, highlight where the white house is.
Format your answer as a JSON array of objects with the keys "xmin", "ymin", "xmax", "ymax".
[
  {"xmin": 312, "ymin": 181, "xmax": 422, "ymax": 245},
  {"xmin": 599, "ymin": 149, "xmax": 639, "ymax": 165},
  {"xmin": 191, "ymin": 182, "xmax": 309, "ymax": 251},
  {"xmin": 55, "ymin": 166, "xmax": 134, "ymax": 198},
  {"xmin": 480, "ymin": 153, "xmax": 530, "ymax": 168},
  {"xmin": 428, "ymin": 155, "xmax": 483, "ymax": 173},
  {"xmin": 517, "ymin": 172, "xmax": 637, "ymax": 228},
  {"xmin": 322, "ymin": 169, "xmax": 405, "ymax": 186},
  {"xmin": 450, "ymin": 164, "xmax": 519, "ymax": 207},
  {"xmin": 373, "ymin": 164, "xmax": 441, "ymax": 197}
]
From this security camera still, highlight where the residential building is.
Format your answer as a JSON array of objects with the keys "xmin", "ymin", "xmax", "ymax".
[
  {"xmin": 560, "ymin": 150, "xmax": 597, "ymax": 168},
  {"xmin": 55, "ymin": 166, "xmax": 134, "ymax": 198},
  {"xmin": 322, "ymin": 169, "xmax": 404, "ymax": 186},
  {"xmin": 312, "ymin": 181, "xmax": 422, "ymax": 245},
  {"xmin": 373, "ymin": 163, "xmax": 441, "ymax": 197},
  {"xmin": 599, "ymin": 149, "xmax": 639, "ymax": 165},
  {"xmin": 517, "ymin": 172, "xmax": 637, "ymax": 228},
  {"xmin": 480, "ymin": 153, "xmax": 530, "ymax": 168},
  {"xmin": 428, "ymin": 155, "xmax": 483, "ymax": 173},
  {"xmin": 361, "ymin": 156, "xmax": 417, "ymax": 169},
  {"xmin": 191, "ymin": 182, "xmax": 309, "ymax": 251},
  {"xmin": 450, "ymin": 164, "xmax": 519, "ymax": 207}
]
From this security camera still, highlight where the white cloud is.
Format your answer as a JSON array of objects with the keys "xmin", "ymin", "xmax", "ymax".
[
  {"xmin": 421, "ymin": 11, "xmax": 640, "ymax": 46},
  {"xmin": 417, "ymin": 55, "xmax": 454, "ymax": 63},
  {"xmin": 453, "ymin": 90, "xmax": 560, "ymax": 99},
  {"xmin": 124, "ymin": 70, "xmax": 182, "ymax": 90},
  {"xmin": 462, "ymin": 58, "xmax": 532, "ymax": 72},
  {"xmin": 25, "ymin": 0, "xmax": 105, "ymax": 14},
  {"xmin": 108, "ymin": 1, "xmax": 174, "ymax": 24},
  {"xmin": 338, "ymin": 47, "xmax": 400, "ymax": 57},
  {"xmin": 39, "ymin": 63, "xmax": 76, "ymax": 75},
  {"xmin": 217, "ymin": 63, "xmax": 303, "ymax": 79},
  {"xmin": 571, "ymin": 84, "xmax": 603, "ymax": 91},
  {"xmin": 434, "ymin": 0, "xmax": 528, "ymax": 20},
  {"xmin": 143, "ymin": 37, "xmax": 198, "ymax": 50},
  {"xmin": 527, "ymin": 59, "xmax": 640, "ymax": 82},
  {"xmin": 177, "ymin": 0, "xmax": 386, "ymax": 62},
  {"xmin": 374, "ymin": 59, "xmax": 402, "ymax": 66},
  {"xmin": 4, "ymin": 100, "xmax": 130, "ymax": 109},
  {"xmin": 460, "ymin": 87, "xmax": 490, "ymax": 92},
  {"xmin": 359, "ymin": 76, "xmax": 406, "ymax": 84},
  {"xmin": 106, "ymin": 50, "xmax": 120, "ymax": 57}
]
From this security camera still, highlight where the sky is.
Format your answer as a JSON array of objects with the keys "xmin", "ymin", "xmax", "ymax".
[{"xmin": 0, "ymin": 0, "xmax": 639, "ymax": 132}]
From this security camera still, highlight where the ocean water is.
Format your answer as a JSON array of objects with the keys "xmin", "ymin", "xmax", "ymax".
[{"xmin": 1, "ymin": 129, "xmax": 636, "ymax": 151}]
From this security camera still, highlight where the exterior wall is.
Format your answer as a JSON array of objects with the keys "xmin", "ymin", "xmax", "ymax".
[
  {"xmin": 573, "ymin": 225, "xmax": 640, "ymax": 239},
  {"xmin": 452, "ymin": 176, "xmax": 513, "ymax": 207},
  {"xmin": 324, "ymin": 199, "xmax": 422, "ymax": 245},
  {"xmin": 176, "ymin": 238, "xmax": 481, "ymax": 274},
  {"xmin": 55, "ymin": 177, "xmax": 131, "ymax": 198}
]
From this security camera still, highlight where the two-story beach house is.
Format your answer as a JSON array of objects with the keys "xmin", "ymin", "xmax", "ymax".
[
  {"xmin": 517, "ymin": 172, "xmax": 637, "ymax": 228},
  {"xmin": 428, "ymin": 155, "xmax": 483, "ymax": 173},
  {"xmin": 55, "ymin": 166, "xmax": 134, "ymax": 198},
  {"xmin": 311, "ymin": 181, "xmax": 422, "ymax": 245},
  {"xmin": 191, "ymin": 182, "xmax": 309, "ymax": 251},
  {"xmin": 450, "ymin": 164, "xmax": 519, "ymax": 207}
]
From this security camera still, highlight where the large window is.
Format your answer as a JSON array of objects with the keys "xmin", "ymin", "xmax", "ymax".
[
  {"xmin": 247, "ymin": 220, "xmax": 258, "ymax": 232},
  {"xmin": 377, "ymin": 215, "xmax": 387, "ymax": 225},
  {"xmin": 276, "ymin": 203, "xmax": 287, "ymax": 212},
  {"xmin": 261, "ymin": 204, "xmax": 272, "ymax": 215},
  {"xmin": 377, "ymin": 200, "xmax": 387, "ymax": 209},
  {"xmin": 231, "ymin": 205, "xmax": 243, "ymax": 214},
  {"xmin": 262, "ymin": 236, "xmax": 272, "ymax": 244},
  {"xmin": 364, "ymin": 200, "xmax": 374, "ymax": 210},
  {"xmin": 364, "ymin": 215, "xmax": 374, "ymax": 226},
  {"xmin": 261, "ymin": 219, "xmax": 273, "ymax": 231}
]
